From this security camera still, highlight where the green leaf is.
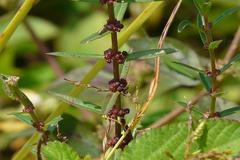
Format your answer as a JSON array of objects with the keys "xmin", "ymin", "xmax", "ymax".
[
  {"xmin": 46, "ymin": 52, "xmax": 104, "ymax": 59},
  {"xmin": 127, "ymin": 48, "xmax": 176, "ymax": 61},
  {"xmin": 120, "ymin": 61, "xmax": 130, "ymax": 78},
  {"xmin": 49, "ymin": 91, "xmax": 102, "ymax": 114},
  {"xmin": 42, "ymin": 142, "xmax": 81, "ymax": 160},
  {"xmin": 220, "ymin": 54, "xmax": 240, "ymax": 73},
  {"xmin": 178, "ymin": 20, "xmax": 192, "ymax": 33},
  {"xmin": 78, "ymin": 0, "xmax": 163, "ymax": 4},
  {"xmin": 115, "ymin": 3, "xmax": 128, "ymax": 21},
  {"xmin": 46, "ymin": 116, "xmax": 63, "ymax": 126},
  {"xmin": 104, "ymin": 92, "xmax": 120, "ymax": 114},
  {"xmin": 209, "ymin": 40, "xmax": 222, "ymax": 50},
  {"xmin": 172, "ymin": 62, "xmax": 205, "ymax": 74},
  {"xmin": 197, "ymin": 14, "xmax": 207, "ymax": 45},
  {"xmin": 176, "ymin": 101, "xmax": 203, "ymax": 115},
  {"xmin": 199, "ymin": 73, "xmax": 212, "ymax": 92},
  {"xmin": 80, "ymin": 3, "xmax": 127, "ymax": 44},
  {"xmin": 219, "ymin": 106, "xmax": 240, "ymax": 117},
  {"xmin": 121, "ymin": 120, "xmax": 240, "ymax": 160},
  {"xmin": 10, "ymin": 113, "xmax": 33, "ymax": 125},
  {"xmin": 192, "ymin": 0, "xmax": 211, "ymax": 14},
  {"xmin": 213, "ymin": 7, "xmax": 240, "ymax": 26}
]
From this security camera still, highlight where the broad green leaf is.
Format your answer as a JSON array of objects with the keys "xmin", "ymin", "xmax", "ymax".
[
  {"xmin": 209, "ymin": 40, "xmax": 222, "ymax": 50},
  {"xmin": 213, "ymin": 7, "xmax": 240, "ymax": 26},
  {"xmin": 199, "ymin": 73, "xmax": 212, "ymax": 92},
  {"xmin": 192, "ymin": 0, "xmax": 211, "ymax": 14},
  {"xmin": 121, "ymin": 120, "xmax": 240, "ymax": 160},
  {"xmin": 49, "ymin": 91, "xmax": 102, "ymax": 114},
  {"xmin": 78, "ymin": 0, "xmax": 163, "ymax": 4},
  {"xmin": 46, "ymin": 116, "xmax": 63, "ymax": 126},
  {"xmin": 127, "ymin": 48, "xmax": 176, "ymax": 61},
  {"xmin": 10, "ymin": 113, "xmax": 33, "ymax": 125},
  {"xmin": 197, "ymin": 14, "xmax": 207, "ymax": 45},
  {"xmin": 42, "ymin": 142, "xmax": 81, "ymax": 160},
  {"xmin": 178, "ymin": 20, "xmax": 192, "ymax": 33},
  {"xmin": 172, "ymin": 62, "xmax": 205, "ymax": 74},
  {"xmin": 220, "ymin": 54, "xmax": 240, "ymax": 73},
  {"xmin": 220, "ymin": 106, "xmax": 240, "ymax": 117},
  {"xmin": 81, "ymin": 3, "xmax": 127, "ymax": 44},
  {"xmin": 46, "ymin": 52, "xmax": 104, "ymax": 59}
]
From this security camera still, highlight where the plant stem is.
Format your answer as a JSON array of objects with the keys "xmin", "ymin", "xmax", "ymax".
[
  {"xmin": 13, "ymin": 2, "xmax": 166, "ymax": 159},
  {"xmin": 107, "ymin": 3, "xmax": 122, "ymax": 138},
  {"xmin": 0, "ymin": 0, "xmax": 36, "ymax": 53},
  {"xmin": 203, "ymin": 16, "xmax": 217, "ymax": 117}
]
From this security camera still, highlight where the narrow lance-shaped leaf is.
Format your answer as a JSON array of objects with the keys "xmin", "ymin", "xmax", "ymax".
[
  {"xmin": 199, "ymin": 72, "xmax": 212, "ymax": 92},
  {"xmin": 178, "ymin": 20, "xmax": 192, "ymax": 33},
  {"xmin": 9, "ymin": 112, "xmax": 34, "ymax": 125},
  {"xmin": 81, "ymin": 3, "xmax": 128, "ymax": 43},
  {"xmin": 46, "ymin": 116, "xmax": 63, "ymax": 126},
  {"xmin": 172, "ymin": 62, "xmax": 205, "ymax": 74},
  {"xmin": 192, "ymin": 0, "xmax": 211, "ymax": 14},
  {"xmin": 49, "ymin": 91, "xmax": 102, "ymax": 114},
  {"xmin": 42, "ymin": 142, "xmax": 81, "ymax": 160},
  {"xmin": 219, "ymin": 106, "xmax": 240, "ymax": 117},
  {"xmin": 46, "ymin": 52, "xmax": 104, "ymax": 59},
  {"xmin": 78, "ymin": 0, "xmax": 163, "ymax": 4},
  {"xmin": 197, "ymin": 13, "xmax": 207, "ymax": 45},
  {"xmin": 220, "ymin": 54, "xmax": 240, "ymax": 74},
  {"xmin": 213, "ymin": 7, "xmax": 240, "ymax": 26},
  {"xmin": 209, "ymin": 40, "xmax": 222, "ymax": 50},
  {"xmin": 176, "ymin": 101, "xmax": 203, "ymax": 115},
  {"xmin": 127, "ymin": 48, "xmax": 176, "ymax": 61}
]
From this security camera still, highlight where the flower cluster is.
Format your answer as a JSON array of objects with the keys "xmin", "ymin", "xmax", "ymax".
[
  {"xmin": 104, "ymin": 49, "xmax": 128, "ymax": 64},
  {"xmin": 22, "ymin": 106, "xmax": 35, "ymax": 113},
  {"xmin": 107, "ymin": 134, "xmax": 131, "ymax": 149},
  {"xmin": 205, "ymin": 69, "xmax": 220, "ymax": 77},
  {"xmin": 107, "ymin": 105, "xmax": 130, "ymax": 119},
  {"xmin": 104, "ymin": 19, "xmax": 124, "ymax": 32},
  {"xmin": 109, "ymin": 78, "xmax": 128, "ymax": 93},
  {"xmin": 32, "ymin": 121, "xmax": 45, "ymax": 131}
]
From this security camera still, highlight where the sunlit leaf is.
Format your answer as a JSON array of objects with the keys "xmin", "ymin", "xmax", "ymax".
[
  {"xmin": 42, "ymin": 142, "xmax": 81, "ymax": 160},
  {"xmin": 49, "ymin": 91, "xmax": 102, "ymax": 114},
  {"xmin": 127, "ymin": 48, "xmax": 176, "ymax": 61},
  {"xmin": 220, "ymin": 106, "xmax": 240, "ymax": 117},
  {"xmin": 209, "ymin": 40, "xmax": 222, "ymax": 50},
  {"xmin": 199, "ymin": 72, "xmax": 212, "ymax": 92},
  {"xmin": 213, "ymin": 7, "xmax": 240, "ymax": 26},
  {"xmin": 220, "ymin": 54, "xmax": 240, "ymax": 73},
  {"xmin": 46, "ymin": 116, "xmax": 63, "ymax": 126},
  {"xmin": 46, "ymin": 52, "xmax": 104, "ymax": 59},
  {"xmin": 77, "ymin": 0, "xmax": 163, "ymax": 3}
]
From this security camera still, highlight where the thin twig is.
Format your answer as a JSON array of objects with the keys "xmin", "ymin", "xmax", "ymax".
[
  {"xmin": 104, "ymin": 1, "xmax": 183, "ymax": 159},
  {"xmin": 224, "ymin": 26, "xmax": 240, "ymax": 63},
  {"xmin": 24, "ymin": 20, "xmax": 64, "ymax": 78},
  {"xmin": 150, "ymin": 89, "xmax": 206, "ymax": 129}
]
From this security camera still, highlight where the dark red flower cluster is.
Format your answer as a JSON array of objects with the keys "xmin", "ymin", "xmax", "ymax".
[
  {"xmin": 104, "ymin": 19, "xmax": 124, "ymax": 32},
  {"xmin": 107, "ymin": 105, "xmax": 130, "ymax": 119},
  {"xmin": 32, "ymin": 121, "xmax": 44, "ymax": 131},
  {"xmin": 104, "ymin": 49, "xmax": 128, "ymax": 64},
  {"xmin": 107, "ymin": 135, "xmax": 130, "ymax": 148},
  {"xmin": 205, "ymin": 69, "xmax": 220, "ymax": 77},
  {"xmin": 109, "ymin": 78, "xmax": 128, "ymax": 93},
  {"xmin": 22, "ymin": 106, "xmax": 35, "ymax": 113},
  {"xmin": 100, "ymin": 0, "xmax": 120, "ymax": 5}
]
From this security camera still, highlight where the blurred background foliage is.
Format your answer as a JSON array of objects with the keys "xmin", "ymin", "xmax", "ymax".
[{"xmin": 0, "ymin": 0, "xmax": 239, "ymax": 159}]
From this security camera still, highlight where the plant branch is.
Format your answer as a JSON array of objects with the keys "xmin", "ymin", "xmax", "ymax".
[
  {"xmin": 12, "ymin": 2, "xmax": 166, "ymax": 159},
  {"xmin": 224, "ymin": 26, "xmax": 240, "ymax": 63},
  {"xmin": 104, "ymin": 1, "xmax": 183, "ymax": 159},
  {"xmin": 24, "ymin": 20, "xmax": 64, "ymax": 78},
  {"xmin": 0, "ymin": 0, "xmax": 36, "ymax": 53}
]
